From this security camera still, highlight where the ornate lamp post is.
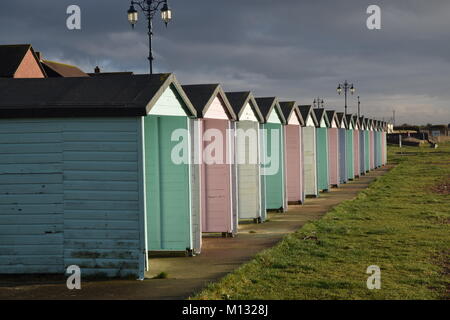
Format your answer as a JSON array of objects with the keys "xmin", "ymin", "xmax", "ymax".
[
  {"xmin": 313, "ymin": 97, "xmax": 325, "ymax": 108},
  {"xmin": 337, "ymin": 80, "xmax": 355, "ymax": 115},
  {"xmin": 357, "ymin": 96, "xmax": 361, "ymax": 118},
  {"xmin": 127, "ymin": 0, "xmax": 172, "ymax": 74}
]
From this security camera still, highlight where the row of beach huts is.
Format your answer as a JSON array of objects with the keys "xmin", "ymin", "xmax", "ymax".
[{"xmin": 0, "ymin": 73, "xmax": 387, "ymax": 279}]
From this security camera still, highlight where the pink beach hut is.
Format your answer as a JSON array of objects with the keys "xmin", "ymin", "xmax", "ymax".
[
  {"xmin": 326, "ymin": 110, "xmax": 340, "ymax": 187},
  {"xmin": 280, "ymin": 101, "xmax": 305, "ymax": 204},
  {"xmin": 182, "ymin": 84, "xmax": 238, "ymax": 237},
  {"xmin": 369, "ymin": 119, "xmax": 375, "ymax": 170},
  {"xmin": 352, "ymin": 115, "xmax": 360, "ymax": 178}
]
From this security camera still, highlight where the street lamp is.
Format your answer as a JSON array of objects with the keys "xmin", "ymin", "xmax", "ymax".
[
  {"xmin": 337, "ymin": 80, "xmax": 355, "ymax": 115},
  {"xmin": 127, "ymin": 0, "xmax": 172, "ymax": 74},
  {"xmin": 357, "ymin": 96, "xmax": 361, "ymax": 118},
  {"xmin": 313, "ymin": 97, "xmax": 324, "ymax": 108}
]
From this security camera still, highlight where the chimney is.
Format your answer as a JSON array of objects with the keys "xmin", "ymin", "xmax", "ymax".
[
  {"xmin": 35, "ymin": 51, "xmax": 42, "ymax": 61},
  {"xmin": 94, "ymin": 66, "xmax": 101, "ymax": 74}
]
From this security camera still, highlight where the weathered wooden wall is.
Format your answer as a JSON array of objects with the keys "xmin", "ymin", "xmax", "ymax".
[{"xmin": 0, "ymin": 118, "xmax": 145, "ymax": 277}]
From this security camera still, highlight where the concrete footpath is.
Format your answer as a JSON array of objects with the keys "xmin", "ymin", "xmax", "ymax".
[{"xmin": 0, "ymin": 166, "xmax": 392, "ymax": 300}]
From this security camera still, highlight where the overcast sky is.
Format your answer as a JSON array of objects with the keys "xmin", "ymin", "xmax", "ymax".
[{"xmin": 1, "ymin": 0, "xmax": 449, "ymax": 125}]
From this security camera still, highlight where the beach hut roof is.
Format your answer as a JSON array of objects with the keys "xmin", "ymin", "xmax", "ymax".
[
  {"xmin": 352, "ymin": 115, "xmax": 361, "ymax": 129},
  {"xmin": 298, "ymin": 105, "xmax": 319, "ymax": 127},
  {"xmin": 336, "ymin": 112, "xmax": 348, "ymax": 129},
  {"xmin": 313, "ymin": 108, "xmax": 331, "ymax": 128},
  {"xmin": 359, "ymin": 117, "xmax": 366, "ymax": 129},
  {"xmin": 346, "ymin": 114, "xmax": 356, "ymax": 129},
  {"xmin": 279, "ymin": 101, "xmax": 304, "ymax": 126},
  {"xmin": 225, "ymin": 91, "xmax": 264, "ymax": 123},
  {"xmin": 0, "ymin": 73, "xmax": 197, "ymax": 118},
  {"xmin": 255, "ymin": 97, "xmax": 287, "ymax": 124},
  {"xmin": 182, "ymin": 83, "xmax": 236, "ymax": 120},
  {"xmin": 326, "ymin": 110, "xmax": 340, "ymax": 128}
]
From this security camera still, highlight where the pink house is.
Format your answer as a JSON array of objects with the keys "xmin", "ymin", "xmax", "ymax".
[
  {"xmin": 182, "ymin": 84, "xmax": 238, "ymax": 237},
  {"xmin": 0, "ymin": 44, "xmax": 46, "ymax": 78},
  {"xmin": 0, "ymin": 44, "xmax": 89, "ymax": 79}
]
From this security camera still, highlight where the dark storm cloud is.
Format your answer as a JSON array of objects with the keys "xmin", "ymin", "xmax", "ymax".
[{"xmin": 0, "ymin": 0, "xmax": 449, "ymax": 124}]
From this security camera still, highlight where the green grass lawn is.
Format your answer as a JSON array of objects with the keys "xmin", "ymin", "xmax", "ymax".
[{"xmin": 194, "ymin": 143, "xmax": 450, "ymax": 300}]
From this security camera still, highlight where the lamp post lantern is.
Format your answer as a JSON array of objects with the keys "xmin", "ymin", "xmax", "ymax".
[
  {"xmin": 127, "ymin": 0, "xmax": 172, "ymax": 74},
  {"xmin": 337, "ymin": 80, "xmax": 355, "ymax": 115},
  {"xmin": 313, "ymin": 97, "xmax": 325, "ymax": 108}
]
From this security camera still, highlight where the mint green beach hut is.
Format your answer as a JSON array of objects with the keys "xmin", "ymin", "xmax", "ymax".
[{"xmin": 256, "ymin": 97, "xmax": 288, "ymax": 212}]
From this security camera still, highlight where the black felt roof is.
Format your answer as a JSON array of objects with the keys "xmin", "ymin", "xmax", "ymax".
[
  {"xmin": 181, "ymin": 84, "xmax": 220, "ymax": 115},
  {"xmin": 225, "ymin": 91, "xmax": 251, "ymax": 116},
  {"xmin": 313, "ymin": 108, "xmax": 330, "ymax": 127},
  {"xmin": 352, "ymin": 115, "xmax": 360, "ymax": 128},
  {"xmin": 279, "ymin": 101, "xmax": 296, "ymax": 122},
  {"xmin": 336, "ymin": 112, "xmax": 348, "ymax": 128},
  {"xmin": 326, "ymin": 110, "xmax": 337, "ymax": 125},
  {"xmin": 0, "ymin": 73, "xmax": 194, "ymax": 118},
  {"xmin": 255, "ymin": 97, "xmax": 276, "ymax": 119},
  {"xmin": 345, "ymin": 114, "xmax": 355, "ymax": 128},
  {"xmin": 298, "ymin": 105, "xmax": 317, "ymax": 126}
]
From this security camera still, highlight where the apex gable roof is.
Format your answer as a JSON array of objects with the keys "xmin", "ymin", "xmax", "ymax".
[
  {"xmin": 255, "ymin": 97, "xmax": 287, "ymax": 124},
  {"xmin": 336, "ymin": 112, "xmax": 348, "ymax": 129},
  {"xmin": 279, "ymin": 101, "xmax": 303, "ymax": 125},
  {"xmin": 182, "ymin": 84, "xmax": 236, "ymax": 120},
  {"xmin": 225, "ymin": 91, "xmax": 264, "ymax": 123},
  {"xmin": 298, "ymin": 105, "xmax": 318, "ymax": 127},
  {"xmin": 359, "ymin": 117, "xmax": 366, "ymax": 129},
  {"xmin": 313, "ymin": 108, "xmax": 330, "ymax": 128},
  {"xmin": 345, "ymin": 114, "xmax": 356, "ymax": 129},
  {"xmin": 352, "ymin": 115, "xmax": 360, "ymax": 129},
  {"xmin": 326, "ymin": 110, "xmax": 339, "ymax": 127},
  {"xmin": 0, "ymin": 73, "xmax": 197, "ymax": 118},
  {"xmin": 0, "ymin": 44, "xmax": 46, "ymax": 78}
]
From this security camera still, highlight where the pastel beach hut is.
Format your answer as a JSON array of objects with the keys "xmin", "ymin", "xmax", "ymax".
[
  {"xmin": 373, "ymin": 120, "xmax": 380, "ymax": 168},
  {"xmin": 359, "ymin": 116, "xmax": 367, "ymax": 175},
  {"xmin": 299, "ymin": 105, "xmax": 319, "ymax": 197},
  {"xmin": 280, "ymin": 101, "xmax": 305, "ymax": 204},
  {"xmin": 381, "ymin": 121, "xmax": 387, "ymax": 165},
  {"xmin": 314, "ymin": 108, "xmax": 330, "ymax": 192},
  {"xmin": 326, "ymin": 110, "xmax": 340, "ymax": 187},
  {"xmin": 345, "ymin": 114, "xmax": 355, "ymax": 181},
  {"xmin": 256, "ymin": 97, "xmax": 288, "ymax": 212},
  {"xmin": 142, "ymin": 76, "xmax": 201, "ymax": 256},
  {"xmin": 369, "ymin": 119, "xmax": 375, "ymax": 170},
  {"xmin": 336, "ymin": 112, "xmax": 348, "ymax": 184},
  {"xmin": 182, "ymin": 84, "xmax": 238, "ymax": 237},
  {"xmin": 352, "ymin": 115, "xmax": 361, "ymax": 178},
  {"xmin": 376, "ymin": 121, "xmax": 383, "ymax": 167},
  {"xmin": 226, "ymin": 91, "xmax": 266, "ymax": 223},
  {"xmin": 362, "ymin": 118, "xmax": 371, "ymax": 173},
  {"xmin": 0, "ymin": 73, "xmax": 199, "ymax": 278}
]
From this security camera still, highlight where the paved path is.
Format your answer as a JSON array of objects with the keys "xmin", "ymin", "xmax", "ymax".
[{"xmin": 0, "ymin": 166, "xmax": 392, "ymax": 300}]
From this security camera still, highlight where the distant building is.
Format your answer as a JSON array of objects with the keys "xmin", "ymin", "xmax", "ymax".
[
  {"xmin": 421, "ymin": 125, "xmax": 449, "ymax": 137},
  {"xmin": 0, "ymin": 44, "xmax": 88, "ymax": 78},
  {"xmin": 0, "ymin": 44, "xmax": 46, "ymax": 78},
  {"xmin": 40, "ymin": 60, "xmax": 88, "ymax": 78}
]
